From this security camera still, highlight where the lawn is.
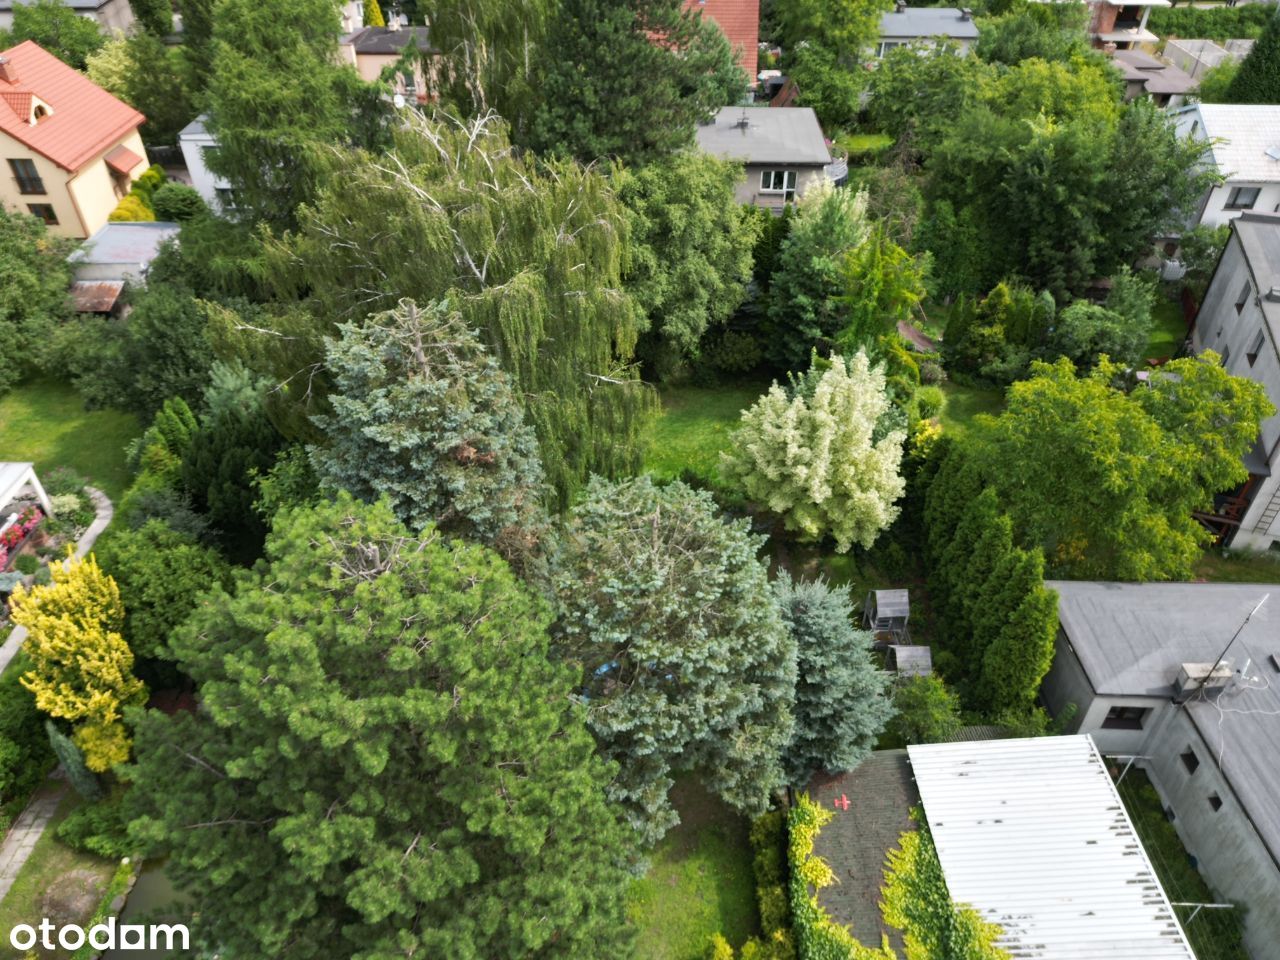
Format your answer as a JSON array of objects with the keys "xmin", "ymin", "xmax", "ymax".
[
  {"xmin": 1193, "ymin": 549, "xmax": 1280, "ymax": 584},
  {"xmin": 0, "ymin": 785, "xmax": 118, "ymax": 960},
  {"xmin": 644, "ymin": 383, "xmax": 766, "ymax": 488},
  {"xmin": 628, "ymin": 780, "xmax": 759, "ymax": 960},
  {"xmin": 1145, "ymin": 296, "xmax": 1188, "ymax": 361},
  {"xmin": 938, "ymin": 381, "xmax": 1004, "ymax": 437},
  {"xmin": 1114, "ymin": 770, "xmax": 1249, "ymax": 960},
  {"xmin": 0, "ymin": 379, "xmax": 138, "ymax": 501},
  {"xmin": 838, "ymin": 132, "xmax": 894, "ymax": 160}
]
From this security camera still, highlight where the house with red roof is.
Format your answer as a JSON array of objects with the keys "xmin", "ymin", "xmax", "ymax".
[
  {"xmin": 0, "ymin": 40, "xmax": 148, "ymax": 239},
  {"xmin": 685, "ymin": 0, "xmax": 759, "ymax": 84}
]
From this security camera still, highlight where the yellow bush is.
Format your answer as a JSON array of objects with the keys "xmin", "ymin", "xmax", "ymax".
[{"xmin": 108, "ymin": 194, "xmax": 156, "ymax": 222}]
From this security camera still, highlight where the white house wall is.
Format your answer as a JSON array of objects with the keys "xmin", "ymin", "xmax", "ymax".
[
  {"xmin": 1198, "ymin": 182, "xmax": 1280, "ymax": 230},
  {"xmin": 1142, "ymin": 708, "xmax": 1280, "ymax": 960},
  {"xmin": 178, "ymin": 129, "xmax": 231, "ymax": 214},
  {"xmin": 1192, "ymin": 230, "xmax": 1280, "ymax": 549}
]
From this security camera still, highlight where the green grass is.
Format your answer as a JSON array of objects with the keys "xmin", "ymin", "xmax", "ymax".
[
  {"xmin": 1114, "ymin": 770, "xmax": 1249, "ymax": 960},
  {"xmin": 644, "ymin": 383, "xmax": 766, "ymax": 487},
  {"xmin": 938, "ymin": 381, "xmax": 1004, "ymax": 437},
  {"xmin": 629, "ymin": 780, "xmax": 759, "ymax": 960},
  {"xmin": 838, "ymin": 133, "xmax": 894, "ymax": 157},
  {"xmin": 0, "ymin": 379, "xmax": 139, "ymax": 501},
  {"xmin": 1193, "ymin": 549, "xmax": 1280, "ymax": 584},
  {"xmin": 0, "ymin": 786, "xmax": 118, "ymax": 960},
  {"xmin": 1144, "ymin": 297, "xmax": 1188, "ymax": 361}
]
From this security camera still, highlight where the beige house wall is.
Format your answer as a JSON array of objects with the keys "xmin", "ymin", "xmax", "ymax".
[{"xmin": 0, "ymin": 126, "xmax": 146, "ymax": 238}]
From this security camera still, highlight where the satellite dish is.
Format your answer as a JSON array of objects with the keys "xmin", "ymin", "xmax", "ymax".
[{"xmin": 393, "ymin": 93, "xmax": 406, "ymax": 109}]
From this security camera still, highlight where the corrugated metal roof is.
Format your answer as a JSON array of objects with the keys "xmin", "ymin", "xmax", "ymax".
[
  {"xmin": 908, "ymin": 736, "xmax": 1196, "ymax": 960},
  {"xmin": 685, "ymin": 0, "xmax": 759, "ymax": 79},
  {"xmin": 69, "ymin": 280, "xmax": 123, "ymax": 313}
]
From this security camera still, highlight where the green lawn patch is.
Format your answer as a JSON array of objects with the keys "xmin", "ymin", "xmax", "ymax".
[
  {"xmin": 1114, "ymin": 769, "xmax": 1249, "ymax": 960},
  {"xmin": 1145, "ymin": 297, "xmax": 1187, "ymax": 362},
  {"xmin": 0, "ymin": 786, "xmax": 118, "ymax": 960},
  {"xmin": 0, "ymin": 379, "xmax": 138, "ymax": 501},
  {"xmin": 1193, "ymin": 549, "xmax": 1280, "ymax": 584},
  {"xmin": 644, "ymin": 383, "xmax": 766, "ymax": 488},
  {"xmin": 628, "ymin": 780, "xmax": 759, "ymax": 960},
  {"xmin": 938, "ymin": 381, "xmax": 1004, "ymax": 437}
]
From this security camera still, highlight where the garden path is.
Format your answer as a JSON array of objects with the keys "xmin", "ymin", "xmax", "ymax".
[{"xmin": 0, "ymin": 783, "xmax": 67, "ymax": 901}]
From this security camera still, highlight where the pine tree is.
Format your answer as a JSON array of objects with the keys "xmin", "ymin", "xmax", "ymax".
[
  {"xmin": 774, "ymin": 574, "xmax": 894, "ymax": 787},
  {"xmin": 528, "ymin": 0, "xmax": 744, "ymax": 164},
  {"xmin": 310, "ymin": 299, "xmax": 547, "ymax": 552},
  {"xmin": 1224, "ymin": 10, "xmax": 1280, "ymax": 104},
  {"xmin": 126, "ymin": 495, "xmax": 635, "ymax": 959},
  {"xmin": 722, "ymin": 351, "xmax": 906, "ymax": 553},
  {"xmin": 11, "ymin": 556, "xmax": 146, "ymax": 772},
  {"xmin": 363, "ymin": 0, "xmax": 385, "ymax": 26},
  {"xmin": 552, "ymin": 477, "xmax": 797, "ymax": 845}
]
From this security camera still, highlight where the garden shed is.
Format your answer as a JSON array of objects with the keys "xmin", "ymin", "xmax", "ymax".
[
  {"xmin": 0, "ymin": 463, "xmax": 52, "ymax": 517},
  {"xmin": 886, "ymin": 644, "xmax": 932, "ymax": 677},
  {"xmin": 863, "ymin": 588, "xmax": 910, "ymax": 641}
]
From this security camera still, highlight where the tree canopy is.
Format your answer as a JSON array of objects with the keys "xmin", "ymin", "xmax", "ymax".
[
  {"xmin": 552, "ymin": 476, "xmax": 796, "ymax": 845},
  {"xmin": 0, "ymin": 209, "xmax": 72, "ymax": 396},
  {"xmin": 1223, "ymin": 9, "xmax": 1280, "ymax": 103},
  {"xmin": 971, "ymin": 355, "xmax": 1273, "ymax": 580},
  {"xmin": 310, "ymin": 298, "xmax": 547, "ymax": 552},
  {"xmin": 8, "ymin": 0, "xmax": 104, "ymax": 69},
  {"xmin": 527, "ymin": 0, "xmax": 744, "ymax": 164},
  {"xmin": 250, "ymin": 112, "xmax": 656, "ymax": 506},
  {"xmin": 127, "ymin": 495, "xmax": 634, "ymax": 959},
  {"xmin": 723, "ymin": 352, "xmax": 906, "ymax": 553}
]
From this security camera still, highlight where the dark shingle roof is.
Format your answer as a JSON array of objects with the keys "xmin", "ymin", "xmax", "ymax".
[{"xmin": 344, "ymin": 25, "xmax": 434, "ymax": 55}]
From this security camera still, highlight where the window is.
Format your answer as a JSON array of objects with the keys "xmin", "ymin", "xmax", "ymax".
[
  {"xmin": 876, "ymin": 41, "xmax": 906, "ymax": 58},
  {"xmin": 214, "ymin": 187, "xmax": 236, "ymax": 208},
  {"xmin": 1225, "ymin": 186, "xmax": 1261, "ymax": 210},
  {"xmin": 1236, "ymin": 281, "xmax": 1252, "ymax": 314},
  {"xmin": 32, "ymin": 104, "xmax": 47, "ymax": 122},
  {"xmin": 1208, "ymin": 793, "xmax": 1223, "ymax": 812},
  {"xmin": 1221, "ymin": 343, "xmax": 1231, "ymax": 366},
  {"xmin": 26, "ymin": 203, "xmax": 57, "ymax": 225},
  {"xmin": 1248, "ymin": 329, "xmax": 1266, "ymax": 366},
  {"xmin": 759, "ymin": 170, "xmax": 797, "ymax": 196},
  {"xmin": 1181, "ymin": 748, "xmax": 1200, "ymax": 775},
  {"xmin": 7, "ymin": 158, "xmax": 44, "ymax": 195},
  {"xmin": 1101, "ymin": 705, "xmax": 1150, "ymax": 730}
]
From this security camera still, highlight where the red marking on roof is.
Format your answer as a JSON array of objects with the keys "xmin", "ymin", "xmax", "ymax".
[
  {"xmin": 685, "ymin": 0, "xmax": 759, "ymax": 81},
  {"xmin": 834, "ymin": 793, "xmax": 851, "ymax": 811},
  {"xmin": 0, "ymin": 41, "xmax": 145, "ymax": 172}
]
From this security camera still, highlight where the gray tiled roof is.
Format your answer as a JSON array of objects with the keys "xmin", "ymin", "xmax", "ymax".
[
  {"xmin": 694, "ymin": 107, "xmax": 830, "ymax": 166},
  {"xmin": 1233, "ymin": 211, "xmax": 1280, "ymax": 350},
  {"xmin": 879, "ymin": 7, "xmax": 979, "ymax": 41}
]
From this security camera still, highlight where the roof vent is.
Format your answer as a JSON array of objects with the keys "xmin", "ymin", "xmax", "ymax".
[
  {"xmin": 1267, "ymin": 286, "xmax": 1280, "ymax": 303},
  {"xmin": 1174, "ymin": 661, "xmax": 1233, "ymax": 697},
  {"xmin": 0, "ymin": 56, "xmax": 17, "ymax": 85},
  {"xmin": 734, "ymin": 110, "xmax": 750, "ymax": 130},
  {"xmin": 960, "ymin": 7, "xmax": 973, "ymax": 19},
  {"xmin": 894, "ymin": 0, "xmax": 907, "ymax": 12},
  {"xmin": 1266, "ymin": 144, "xmax": 1280, "ymax": 162}
]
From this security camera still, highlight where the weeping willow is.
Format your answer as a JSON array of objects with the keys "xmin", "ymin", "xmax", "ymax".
[{"xmin": 253, "ymin": 112, "xmax": 656, "ymax": 507}]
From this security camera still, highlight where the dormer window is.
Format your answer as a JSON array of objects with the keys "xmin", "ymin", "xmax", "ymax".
[{"xmin": 28, "ymin": 97, "xmax": 52, "ymax": 125}]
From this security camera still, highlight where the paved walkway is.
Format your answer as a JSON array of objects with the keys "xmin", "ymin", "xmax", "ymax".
[
  {"xmin": 0, "ymin": 784, "xmax": 66, "ymax": 901},
  {"xmin": 0, "ymin": 486, "xmax": 113, "ymax": 676}
]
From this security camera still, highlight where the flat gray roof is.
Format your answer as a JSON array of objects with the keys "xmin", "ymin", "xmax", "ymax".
[
  {"xmin": 1111, "ymin": 49, "xmax": 1197, "ymax": 96},
  {"xmin": 1051, "ymin": 579, "xmax": 1280, "ymax": 866},
  {"xmin": 879, "ymin": 7, "xmax": 979, "ymax": 40},
  {"xmin": 68, "ymin": 222, "xmax": 179, "ymax": 266},
  {"xmin": 694, "ymin": 107, "xmax": 830, "ymax": 166}
]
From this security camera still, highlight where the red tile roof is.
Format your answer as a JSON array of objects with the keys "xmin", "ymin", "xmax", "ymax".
[
  {"xmin": 685, "ymin": 0, "xmax": 759, "ymax": 81},
  {"xmin": 0, "ymin": 41, "xmax": 145, "ymax": 172}
]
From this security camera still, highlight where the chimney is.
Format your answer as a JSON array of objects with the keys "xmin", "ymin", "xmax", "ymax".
[
  {"xmin": 1266, "ymin": 286, "xmax": 1280, "ymax": 303},
  {"xmin": 959, "ymin": 7, "xmax": 973, "ymax": 19},
  {"xmin": 0, "ymin": 56, "xmax": 17, "ymax": 84},
  {"xmin": 894, "ymin": 0, "xmax": 906, "ymax": 12}
]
